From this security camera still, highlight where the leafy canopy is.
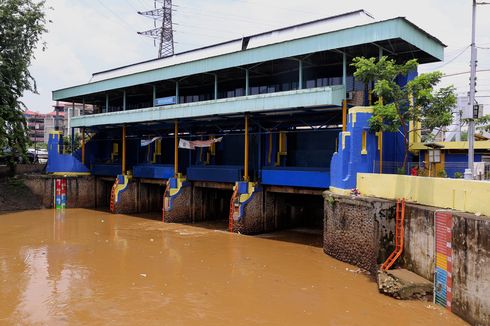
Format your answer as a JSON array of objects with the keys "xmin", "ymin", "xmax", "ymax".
[
  {"xmin": 351, "ymin": 56, "xmax": 456, "ymax": 137},
  {"xmin": 351, "ymin": 56, "xmax": 457, "ymax": 167},
  {"xmin": 0, "ymin": 0, "xmax": 48, "ymax": 168}
]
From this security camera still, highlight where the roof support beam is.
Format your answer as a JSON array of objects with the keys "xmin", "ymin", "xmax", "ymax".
[
  {"xmin": 245, "ymin": 69, "xmax": 249, "ymax": 96},
  {"xmin": 298, "ymin": 59, "xmax": 303, "ymax": 90},
  {"xmin": 342, "ymin": 52, "xmax": 347, "ymax": 89},
  {"xmin": 175, "ymin": 81, "xmax": 179, "ymax": 104},
  {"xmin": 214, "ymin": 74, "xmax": 218, "ymax": 100},
  {"xmin": 372, "ymin": 42, "xmax": 395, "ymax": 56},
  {"xmin": 123, "ymin": 90, "xmax": 127, "ymax": 111}
]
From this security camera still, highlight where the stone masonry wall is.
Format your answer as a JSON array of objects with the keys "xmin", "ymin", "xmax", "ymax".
[
  {"xmin": 113, "ymin": 180, "xmax": 138, "ymax": 214},
  {"xmin": 323, "ymin": 192, "xmax": 396, "ymax": 274},
  {"xmin": 233, "ymin": 190, "xmax": 269, "ymax": 235},
  {"xmin": 163, "ymin": 184, "xmax": 192, "ymax": 223}
]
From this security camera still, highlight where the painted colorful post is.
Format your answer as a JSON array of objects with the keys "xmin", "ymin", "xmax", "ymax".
[
  {"xmin": 434, "ymin": 210, "xmax": 453, "ymax": 310},
  {"xmin": 54, "ymin": 178, "xmax": 67, "ymax": 209}
]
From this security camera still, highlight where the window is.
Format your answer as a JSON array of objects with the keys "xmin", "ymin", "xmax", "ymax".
[
  {"xmin": 361, "ymin": 130, "xmax": 367, "ymax": 155},
  {"xmin": 428, "ymin": 149, "xmax": 441, "ymax": 163}
]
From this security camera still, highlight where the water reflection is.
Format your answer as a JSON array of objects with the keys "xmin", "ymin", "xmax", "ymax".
[{"xmin": 53, "ymin": 208, "xmax": 65, "ymax": 241}]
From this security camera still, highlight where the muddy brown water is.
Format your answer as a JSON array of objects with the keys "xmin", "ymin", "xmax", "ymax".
[{"xmin": 0, "ymin": 209, "xmax": 466, "ymax": 325}]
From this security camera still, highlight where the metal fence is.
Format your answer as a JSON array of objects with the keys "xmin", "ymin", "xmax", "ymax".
[{"xmin": 371, "ymin": 161, "xmax": 490, "ymax": 180}]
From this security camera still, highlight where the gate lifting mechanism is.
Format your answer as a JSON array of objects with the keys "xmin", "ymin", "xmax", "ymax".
[{"xmin": 381, "ymin": 199, "xmax": 406, "ymax": 270}]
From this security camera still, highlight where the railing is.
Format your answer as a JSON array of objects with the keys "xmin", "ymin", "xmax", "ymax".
[
  {"xmin": 82, "ymin": 85, "xmax": 345, "ymax": 116},
  {"xmin": 70, "ymin": 85, "xmax": 345, "ymax": 128},
  {"xmin": 372, "ymin": 161, "xmax": 490, "ymax": 180}
]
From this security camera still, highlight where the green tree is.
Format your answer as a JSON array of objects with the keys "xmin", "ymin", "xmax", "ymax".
[
  {"xmin": 351, "ymin": 56, "xmax": 457, "ymax": 169},
  {"xmin": 476, "ymin": 115, "xmax": 490, "ymax": 133},
  {"xmin": 0, "ymin": 0, "xmax": 48, "ymax": 169},
  {"xmin": 63, "ymin": 133, "xmax": 81, "ymax": 154}
]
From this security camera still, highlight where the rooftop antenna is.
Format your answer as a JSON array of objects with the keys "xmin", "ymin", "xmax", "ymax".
[{"xmin": 138, "ymin": 0, "xmax": 174, "ymax": 58}]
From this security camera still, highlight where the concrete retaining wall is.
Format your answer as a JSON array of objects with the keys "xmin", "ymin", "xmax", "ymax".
[
  {"xmin": 0, "ymin": 164, "xmax": 46, "ymax": 177},
  {"xmin": 23, "ymin": 175, "xmax": 100, "ymax": 209},
  {"xmin": 357, "ymin": 173, "xmax": 490, "ymax": 218},
  {"xmin": 403, "ymin": 203, "xmax": 490, "ymax": 325},
  {"xmin": 323, "ymin": 192, "xmax": 490, "ymax": 325}
]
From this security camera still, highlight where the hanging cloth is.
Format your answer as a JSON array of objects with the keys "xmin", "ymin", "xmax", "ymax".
[
  {"xmin": 179, "ymin": 137, "xmax": 223, "ymax": 150},
  {"xmin": 140, "ymin": 137, "xmax": 162, "ymax": 147}
]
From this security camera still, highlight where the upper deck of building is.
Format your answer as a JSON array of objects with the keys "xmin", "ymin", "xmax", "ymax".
[{"xmin": 53, "ymin": 10, "xmax": 445, "ymax": 129}]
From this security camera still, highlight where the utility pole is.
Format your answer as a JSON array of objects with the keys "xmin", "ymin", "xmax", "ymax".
[
  {"xmin": 467, "ymin": 0, "xmax": 477, "ymax": 178},
  {"xmin": 138, "ymin": 0, "xmax": 174, "ymax": 58},
  {"xmin": 467, "ymin": 0, "xmax": 490, "ymax": 179}
]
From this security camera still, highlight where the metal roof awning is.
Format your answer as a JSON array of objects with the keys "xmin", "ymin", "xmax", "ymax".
[{"xmin": 53, "ymin": 17, "xmax": 445, "ymax": 102}]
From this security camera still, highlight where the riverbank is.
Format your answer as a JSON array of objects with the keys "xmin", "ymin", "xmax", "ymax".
[
  {"xmin": 0, "ymin": 177, "xmax": 43, "ymax": 212},
  {"xmin": 0, "ymin": 164, "xmax": 46, "ymax": 212}
]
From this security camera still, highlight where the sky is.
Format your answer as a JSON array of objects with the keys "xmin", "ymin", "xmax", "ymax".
[{"xmin": 21, "ymin": 0, "xmax": 490, "ymax": 113}]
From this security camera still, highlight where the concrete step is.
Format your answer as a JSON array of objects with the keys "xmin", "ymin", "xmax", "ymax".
[{"xmin": 377, "ymin": 268, "xmax": 433, "ymax": 300}]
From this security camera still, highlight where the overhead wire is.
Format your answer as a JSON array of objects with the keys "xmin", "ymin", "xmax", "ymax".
[
  {"xmin": 93, "ymin": 0, "xmax": 139, "ymax": 33},
  {"xmin": 429, "ymin": 45, "xmax": 470, "ymax": 71},
  {"xmin": 181, "ymin": 0, "xmax": 324, "ymax": 19},
  {"xmin": 173, "ymin": 3, "xmax": 282, "ymax": 28}
]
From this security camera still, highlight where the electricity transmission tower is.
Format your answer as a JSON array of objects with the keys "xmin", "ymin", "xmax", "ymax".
[{"xmin": 137, "ymin": 0, "xmax": 174, "ymax": 58}]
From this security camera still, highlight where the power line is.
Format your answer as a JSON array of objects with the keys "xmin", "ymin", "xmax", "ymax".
[
  {"xmin": 94, "ymin": 0, "xmax": 138, "ymax": 33},
  {"xmin": 138, "ymin": 0, "xmax": 175, "ymax": 58},
  {"xmin": 429, "ymin": 45, "xmax": 470, "ymax": 71},
  {"xmin": 441, "ymin": 69, "xmax": 490, "ymax": 78},
  {"xmin": 174, "ymin": 4, "xmax": 281, "ymax": 28}
]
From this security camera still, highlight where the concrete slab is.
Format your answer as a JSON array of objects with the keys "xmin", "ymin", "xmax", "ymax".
[{"xmin": 378, "ymin": 269, "xmax": 433, "ymax": 300}]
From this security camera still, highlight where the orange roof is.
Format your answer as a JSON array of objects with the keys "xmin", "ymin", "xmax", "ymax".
[
  {"xmin": 47, "ymin": 110, "xmax": 65, "ymax": 117},
  {"xmin": 24, "ymin": 110, "xmax": 42, "ymax": 116}
]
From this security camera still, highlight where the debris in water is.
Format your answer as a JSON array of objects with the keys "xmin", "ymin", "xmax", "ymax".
[
  {"xmin": 346, "ymin": 267, "xmax": 370, "ymax": 275},
  {"xmin": 101, "ymin": 219, "xmax": 104, "ymax": 223},
  {"xmin": 150, "ymin": 238, "xmax": 154, "ymax": 242},
  {"xmin": 140, "ymin": 273, "xmax": 147, "ymax": 277}
]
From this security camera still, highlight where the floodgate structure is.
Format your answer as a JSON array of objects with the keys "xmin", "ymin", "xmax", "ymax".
[{"xmin": 42, "ymin": 10, "xmax": 489, "ymax": 325}]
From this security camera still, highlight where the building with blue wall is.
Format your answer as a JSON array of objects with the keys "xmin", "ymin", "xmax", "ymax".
[{"xmin": 49, "ymin": 10, "xmax": 447, "ymax": 220}]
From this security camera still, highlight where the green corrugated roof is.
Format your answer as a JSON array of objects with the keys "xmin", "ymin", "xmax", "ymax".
[{"xmin": 53, "ymin": 17, "xmax": 444, "ymax": 101}]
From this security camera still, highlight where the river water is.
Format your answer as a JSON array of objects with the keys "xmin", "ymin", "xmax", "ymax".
[{"xmin": 0, "ymin": 209, "xmax": 465, "ymax": 325}]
